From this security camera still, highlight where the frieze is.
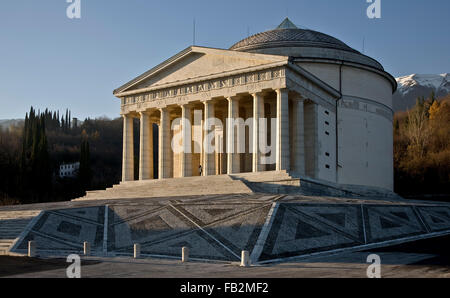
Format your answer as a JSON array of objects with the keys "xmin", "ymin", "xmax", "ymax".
[{"xmin": 121, "ymin": 68, "xmax": 285, "ymax": 107}]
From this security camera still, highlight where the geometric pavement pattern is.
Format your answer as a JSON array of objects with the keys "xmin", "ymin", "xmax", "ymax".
[
  {"xmin": 11, "ymin": 201, "xmax": 450, "ymax": 263},
  {"xmin": 13, "ymin": 206, "xmax": 105, "ymax": 253}
]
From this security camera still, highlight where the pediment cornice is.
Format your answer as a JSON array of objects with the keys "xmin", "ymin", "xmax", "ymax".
[{"xmin": 114, "ymin": 46, "xmax": 289, "ymax": 96}]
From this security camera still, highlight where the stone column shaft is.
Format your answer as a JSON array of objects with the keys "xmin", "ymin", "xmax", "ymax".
[
  {"xmin": 276, "ymin": 89, "xmax": 290, "ymax": 171},
  {"xmin": 122, "ymin": 115, "xmax": 134, "ymax": 182},
  {"xmin": 252, "ymin": 93, "xmax": 264, "ymax": 172},
  {"xmin": 227, "ymin": 97, "xmax": 240, "ymax": 174},
  {"xmin": 159, "ymin": 108, "xmax": 171, "ymax": 179},
  {"xmin": 203, "ymin": 101, "xmax": 215, "ymax": 176},
  {"xmin": 181, "ymin": 105, "xmax": 192, "ymax": 177},
  {"xmin": 139, "ymin": 112, "xmax": 153, "ymax": 180}
]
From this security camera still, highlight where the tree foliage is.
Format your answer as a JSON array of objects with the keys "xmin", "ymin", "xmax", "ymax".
[
  {"xmin": 0, "ymin": 107, "xmax": 123, "ymax": 205},
  {"xmin": 394, "ymin": 93, "xmax": 450, "ymax": 195}
]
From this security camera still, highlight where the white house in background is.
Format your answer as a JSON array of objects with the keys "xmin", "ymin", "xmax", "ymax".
[{"xmin": 59, "ymin": 162, "xmax": 80, "ymax": 178}]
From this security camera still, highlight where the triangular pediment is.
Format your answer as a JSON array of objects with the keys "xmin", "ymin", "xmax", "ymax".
[{"xmin": 114, "ymin": 46, "xmax": 288, "ymax": 95}]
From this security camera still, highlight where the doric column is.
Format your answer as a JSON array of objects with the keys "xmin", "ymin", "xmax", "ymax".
[
  {"xmin": 252, "ymin": 92, "xmax": 264, "ymax": 172},
  {"xmin": 181, "ymin": 104, "xmax": 192, "ymax": 177},
  {"xmin": 139, "ymin": 112, "xmax": 153, "ymax": 180},
  {"xmin": 159, "ymin": 108, "xmax": 170, "ymax": 179},
  {"xmin": 203, "ymin": 100, "xmax": 215, "ymax": 176},
  {"xmin": 122, "ymin": 114, "xmax": 134, "ymax": 182},
  {"xmin": 292, "ymin": 98, "xmax": 305, "ymax": 175},
  {"xmin": 227, "ymin": 97, "xmax": 240, "ymax": 174},
  {"xmin": 276, "ymin": 89, "xmax": 290, "ymax": 171}
]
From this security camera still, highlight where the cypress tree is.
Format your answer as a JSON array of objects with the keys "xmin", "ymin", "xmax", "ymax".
[
  {"xmin": 79, "ymin": 139, "xmax": 92, "ymax": 191},
  {"xmin": 18, "ymin": 108, "xmax": 52, "ymax": 203},
  {"xmin": 35, "ymin": 116, "xmax": 51, "ymax": 201},
  {"xmin": 65, "ymin": 109, "xmax": 69, "ymax": 132}
]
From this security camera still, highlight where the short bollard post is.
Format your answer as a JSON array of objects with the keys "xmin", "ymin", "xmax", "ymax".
[
  {"xmin": 182, "ymin": 246, "xmax": 189, "ymax": 262},
  {"xmin": 83, "ymin": 241, "xmax": 91, "ymax": 256},
  {"xmin": 28, "ymin": 241, "xmax": 36, "ymax": 257},
  {"xmin": 241, "ymin": 250, "xmax": 250, "ymax": 267},
  {"xmin": 134, "ymin": 243, "xmax": 141, "ymax": 259}
]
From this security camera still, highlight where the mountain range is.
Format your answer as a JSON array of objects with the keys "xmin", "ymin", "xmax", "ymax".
[
  {"xmin": 0, "ymin": 119, "xmax": 23, "ymax": 130},
  {"xmin": 393, "ymin": 73, "xmax": 450, "ymax": 111}
]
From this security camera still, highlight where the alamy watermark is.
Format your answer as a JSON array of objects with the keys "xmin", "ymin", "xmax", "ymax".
[
  {"xmin": 366, "ymin": 254, "xmax": 381, "ymax": 278},
  {"xmin": 66, "ymin": 254, "xmax": 81, "ymax": 278},
  {"xmin": 66, "ymin": 0, "xmax": 81, "ymax": 19},
  {"xmin": 169, "ymin": 113, "xmax": 277, "ymax": 165},
  {"xmin": 366, "ymin": 0, "xmax": 381, "ymax": 19},
  {"xmin": 65, "ymin": 1, "xmax": 380, "ymax": 20}
]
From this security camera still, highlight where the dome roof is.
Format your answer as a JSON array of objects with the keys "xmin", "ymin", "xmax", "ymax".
[
  {"xmin": 230, "ymin": 18, "xmax": 384, "ymax": 71},
  {"xmin": 231, "ymin": 20, "xmax": 357, "ymax": 54}
]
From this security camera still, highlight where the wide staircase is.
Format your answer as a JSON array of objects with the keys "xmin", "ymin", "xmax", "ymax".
[
  {"xmin": 74, "ymin": 170, "xmax": 401, "ymax": 201},
  {"xmin": 75, "ymin": 174, "xmax": 254, "ymax": 201},
  {"xmin": 0, "ymin": 210, "xmax": 41, "ymax": 255}
]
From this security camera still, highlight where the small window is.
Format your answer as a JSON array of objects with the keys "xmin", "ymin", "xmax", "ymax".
[
  {"xmin": 325, "ymin": 110, "xmax": 329, "ymax": 115},
  {"xmin": 325, "ymin": 121, "xmax": 330, "ymax": 125},
  {"xmin": 325, "ymin": 165, "xmax": 330, "ymax": 169},
  {"xmin": 325, "ymin": 131, "xmax": 330, "ymax": 136},
  {"xmin": 325, "ymin": 152, "xmax": 330, "ymax": 157}
]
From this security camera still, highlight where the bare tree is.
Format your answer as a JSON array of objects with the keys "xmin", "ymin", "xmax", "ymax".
[{"xmin": 405, "ymin": 106, "xmax": 430, "ymax": 157}]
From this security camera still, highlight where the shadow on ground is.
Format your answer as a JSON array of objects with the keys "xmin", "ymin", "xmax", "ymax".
[
  {"xmin": 367, "ymin": 235, "xmax": 450, "ymax": 266},
  {"xmin": 0, "ymin": 256, "xmax": 101, "ymax": 277}
]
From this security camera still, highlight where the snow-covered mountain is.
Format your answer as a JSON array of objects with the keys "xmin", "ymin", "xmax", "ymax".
[
  {"xmin": 393, "ymin": 73, "xmax": 450, "ymax": 111},
  {"xmin": 0, "ymin": 119, "xmax": 23, "ymax": 130}
]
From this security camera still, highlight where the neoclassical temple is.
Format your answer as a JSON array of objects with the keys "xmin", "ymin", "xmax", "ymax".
[{"xmin": 114, "ymin": 18, "xmax": 397, "ymax": 191}]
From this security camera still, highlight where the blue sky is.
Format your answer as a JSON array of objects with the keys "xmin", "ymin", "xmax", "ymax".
[{"xmin": 0, "ymin": 0, "xmax": 449, "ymax": 120}]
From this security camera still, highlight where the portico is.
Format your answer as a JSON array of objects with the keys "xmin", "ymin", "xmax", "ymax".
[{"xmin": 115, "ymin": 46, "xmax": 340, "ymax": 183}]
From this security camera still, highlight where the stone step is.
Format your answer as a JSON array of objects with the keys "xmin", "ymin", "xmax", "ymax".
[
  {"xmin": 76, "ymin": 171, "xmax": 309, "ymax": 201},
  {"xmin": 0, "ymin": 221, "xmax": 31, "ymax": 224},
  {"xmin": 0, "ymin": 240, "xmax": 14, "ymax": 249},
  {"xmin": 230, "ymin": 170, "xmax": 291, "ymax": 182},
  {"xmin": 0, "ymin": 212, "xmax": 40, "ymax": 219},
  {"xmin": 76, "ymin": 170, "xmax": 394, "ymax": 201},
  {"xmin": 0, "ymin": 231, "xmax": 23, "ymax": 236},
  {"xmin": 76, "ymin": 175, "xmax": 253, "ymax": 201},
  {"xmin": 0, "ymin": 210, "xmax": 39, "ymax": 253},
  {"xmin": 0, "ymin": 233, "xmax": 24, "ymax": 238},
  {"xmin": 0, "ymin": 220, "xmax": 31, "ymax": 223},
  {"xmin": 89, "ymin": 182, "xmax": 245, "ymax": 193}
]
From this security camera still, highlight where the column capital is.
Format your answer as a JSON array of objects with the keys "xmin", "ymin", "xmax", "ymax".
[
  {"xmin": 250, "ymin": 91, "xmax": 264, "ymax": 98},
  {"xmin": 138, "ymin": 111, "xmax": 150, "ymax": 117},
  {"xmin": 226, "ymin": 96, "xmax": 240, "ymax": 102},
  {"xmin": 275, "ymin": 88, "xmax": 289, "ymax": 95},
  {"xmin": 203, "ymin": 99, "xmax": 218, "ymax": 105},
  {"xmin": 180, "ymin": 103, "xmax": 193, "ymax": 108}
]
